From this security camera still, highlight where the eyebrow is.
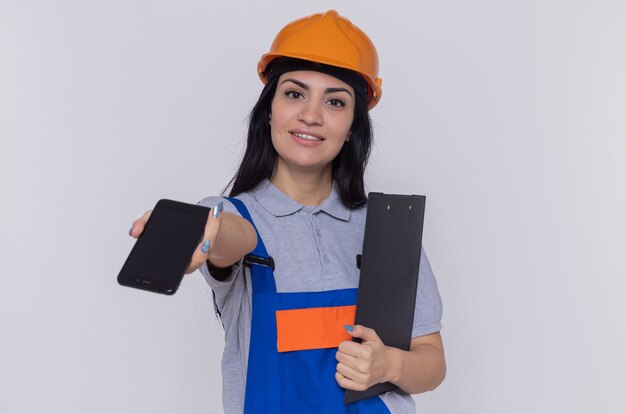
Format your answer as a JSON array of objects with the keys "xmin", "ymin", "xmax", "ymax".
[{"xmin": 281, "ymin": 78, "xmax": 353, "ymax": 97}]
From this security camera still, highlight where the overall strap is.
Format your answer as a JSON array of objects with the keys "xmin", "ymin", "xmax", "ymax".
[{"xmin": 226, "ymin": 197, "xmax": 277, "ymax": 294}]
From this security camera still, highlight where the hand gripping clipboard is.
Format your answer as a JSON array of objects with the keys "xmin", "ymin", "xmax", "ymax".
[{"xmin": 344, "ymin": 193, "xmax": 426, "ymax": 404}]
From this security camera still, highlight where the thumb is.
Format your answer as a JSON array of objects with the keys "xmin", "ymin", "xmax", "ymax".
[
  {"xmin": 343, "ymin": 324, "xmax": 382, "ymax": 344},
  {"xmin": 186, "ymin": 201, "xmax": 224, "ymax": 274}
]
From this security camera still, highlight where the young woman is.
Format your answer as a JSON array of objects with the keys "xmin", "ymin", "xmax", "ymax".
[{"xmin": 130, "ymin": 10, "xmax": 445, "ymax": 414}]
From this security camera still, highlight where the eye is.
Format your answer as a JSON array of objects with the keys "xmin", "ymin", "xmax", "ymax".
[
  {"xmin": 285, "ymin": 90, "xmax": 304, "ymax": 100},
  {"xmin": 327, "ymin": 98, "xmax": 346, "ymax": 108}
]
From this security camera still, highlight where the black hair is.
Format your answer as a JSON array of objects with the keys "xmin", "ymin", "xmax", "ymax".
[{"xmin": 226, "ymin": 66, "xmax": 373, "ymax": 209}]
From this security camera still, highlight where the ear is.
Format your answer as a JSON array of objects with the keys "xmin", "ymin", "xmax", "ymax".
[
  {"xmin": 345, "ymin": 130, "xmax": 352, "ymax": 142},
  {"xmin": 269, "ymin": 113, "xmax": 272, "ymax": 125}
]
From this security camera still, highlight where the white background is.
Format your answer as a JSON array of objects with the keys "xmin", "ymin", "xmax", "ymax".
[{"xmin": 1, "ymin": 1, "xmax": 625, "ymax": 413}]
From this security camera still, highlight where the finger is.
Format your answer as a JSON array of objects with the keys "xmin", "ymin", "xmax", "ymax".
[
  {"xmin": 129, "ymin": 210, "xmax": 152, "ymax": 238},
  {"xmin": 187, "ymin": 201, "xmax": 224, "ymax": 273},
  {"xmin": 339, "ymin": 339, "xmax": 377, "ymax": 363},
  {"xmin": 337, "ymin": 346, "xmax": 374, "ymax": 378},
  {"xmin": 335, "ymin": 349, "xmax": 359, "ymax": 368},
  {"xmin": 335, "ymin": 371, "xmax": 367, "ymax": 392},
  {"xmin": 344, "ymin": 324, "xmax": 382, "ymax": 344},
  {"xmin": 338, "ymin": 339, "xmax": 363, "ymax": 357},
  {"xmin": 336, "ymin": 361, "xmax": 364, "ymax": 383}
]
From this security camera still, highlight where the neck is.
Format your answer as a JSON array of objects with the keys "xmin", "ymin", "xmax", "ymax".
[{"xmin": 270, "ymin": 163, "xmax": 333, "ymax": 206}]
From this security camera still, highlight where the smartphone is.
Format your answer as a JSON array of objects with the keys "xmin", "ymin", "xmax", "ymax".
[{"xmin": 117, "ymin": 199, "xmax": 211, "ymax": 295}]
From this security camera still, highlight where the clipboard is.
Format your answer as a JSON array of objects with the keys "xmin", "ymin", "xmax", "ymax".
[{"xmin": 344, "ymin": 192, "xmax": 426, "ymax": 404}]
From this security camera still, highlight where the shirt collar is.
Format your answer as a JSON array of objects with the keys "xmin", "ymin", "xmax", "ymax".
[
  {"xmin": 252, "ymin": 179, "xmax": 352, "ymax": 221},
  {"xmin": 318, "ymin": 183, "xmax": 351, "ymax": 221},
  {"xmin": 252, "ymin": 180, "xmax": 304, "ymax": 217}
]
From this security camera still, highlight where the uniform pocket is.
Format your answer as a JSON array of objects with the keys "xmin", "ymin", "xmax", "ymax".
[{"xmin": 275, "ymin": 305, "xmax": 356, "ymax": 352}]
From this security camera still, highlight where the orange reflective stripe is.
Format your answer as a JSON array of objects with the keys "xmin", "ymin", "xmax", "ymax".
[{"xmin": 275, "ymin": 305, "xmax": 356, "ymax": 352}]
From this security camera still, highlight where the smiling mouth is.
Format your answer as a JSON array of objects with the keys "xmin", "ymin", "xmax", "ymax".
[{"xmin": 291, "ymin": 132, "xmax": 324, "ymax": 141}]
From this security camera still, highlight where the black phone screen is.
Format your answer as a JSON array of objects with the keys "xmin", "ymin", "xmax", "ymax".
[{"xmin": 118, "ymin": 199, "xmax": 210, "ymax": 295}]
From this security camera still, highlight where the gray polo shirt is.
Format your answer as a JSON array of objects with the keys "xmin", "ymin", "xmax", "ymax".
[{"xmin": 198, "ymin": 179, "xmax": 442, "ymax": 414}]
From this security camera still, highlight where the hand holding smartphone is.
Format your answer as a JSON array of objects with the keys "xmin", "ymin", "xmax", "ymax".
[{"xmin": 118, "ymin": 199, "xmax": 211, "ymax": 295}]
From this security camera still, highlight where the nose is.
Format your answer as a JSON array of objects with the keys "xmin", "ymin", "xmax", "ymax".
[{"xmin": 297, "ymin": 100, "xmax": 323, "ymax": 127}]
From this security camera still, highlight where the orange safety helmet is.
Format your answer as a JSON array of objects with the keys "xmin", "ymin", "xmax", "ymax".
[{"xmin": 258, "ymin": 10, "xmax": 383, "ymax": 110}]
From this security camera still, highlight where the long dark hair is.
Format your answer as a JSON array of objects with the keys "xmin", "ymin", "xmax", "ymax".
[{"xmin": 226, "ymin": 73, "xmax": 373, "ymax": 208}]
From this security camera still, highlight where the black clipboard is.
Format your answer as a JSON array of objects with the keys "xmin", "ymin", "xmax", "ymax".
[{"xmin": 344, "ymin": 193, "xmax": 426, "ymax": 404}]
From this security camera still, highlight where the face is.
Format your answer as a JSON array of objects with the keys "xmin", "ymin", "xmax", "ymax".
[{"xmin": 269, "ymin": 70, "xmax": 355, "ymax": 176}]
